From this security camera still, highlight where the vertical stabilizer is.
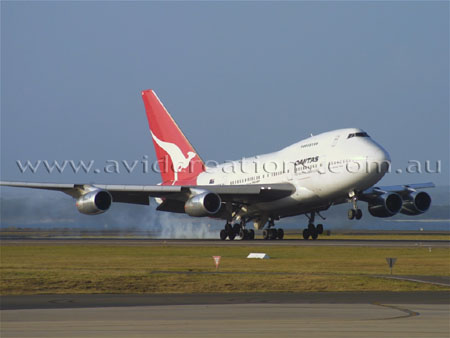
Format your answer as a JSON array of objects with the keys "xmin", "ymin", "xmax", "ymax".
[{"xmin": 142, "ymin": 90, "xmax": 205, "ymax": 185}]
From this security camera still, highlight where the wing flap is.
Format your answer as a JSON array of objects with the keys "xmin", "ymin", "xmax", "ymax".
[
  {"xmin": 197, "ymin": 184, "xmax": 295, "ymax": 203},
  {"xmin": 109, "ymin": 192, "xmax": 151, "ymax": 205}
]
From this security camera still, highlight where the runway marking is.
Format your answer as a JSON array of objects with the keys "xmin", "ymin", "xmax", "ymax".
[
  {"xmin": 375, "ymin": 275, "xmax": 450, "ymax": 287},
  {"xmin": 372, "ymin": 302, "xmax": 420, "ymax": 320},
  {"xmin": 149, "ymin": 270, "xmax": 300, "ymax": 275},
  {"xmin": 48, "ymin": 299, "xmax": 75, "ymax": 305}
]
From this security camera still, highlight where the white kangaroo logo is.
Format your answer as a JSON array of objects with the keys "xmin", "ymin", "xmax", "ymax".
[{"xmin": 151, "ymin": 132, "xmax": 196, "ymax": 185}]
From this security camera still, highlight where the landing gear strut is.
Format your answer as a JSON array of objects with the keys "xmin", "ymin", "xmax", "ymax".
[
  {"xmin": 348, "ymin": 196, "xmax": 363, "ymax": 220},
  {"xmin": 302, "ymin": 212, "xmax": 325, "ymax": 240},
  {"xmin": 262, "ymin": 219, "xmax": 284, "ymax": 240}
]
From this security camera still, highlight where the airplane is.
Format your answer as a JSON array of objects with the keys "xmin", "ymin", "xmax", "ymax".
[{"xmin": 1, "ymin": 90, "xmax": 434, "ymax": 240}]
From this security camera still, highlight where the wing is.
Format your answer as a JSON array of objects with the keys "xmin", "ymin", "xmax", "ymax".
[
  {"xmin": 0, "ymin": 181, "xmax": 295, "ymax": 206},
  {"xmin": 359, "ymin": 182, "xmax": 435, "ymax": 200}
]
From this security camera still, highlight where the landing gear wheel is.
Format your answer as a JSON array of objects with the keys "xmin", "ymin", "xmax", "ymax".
[
  {"xmin": 220, "ymin": 229, "xmax": 227, "ymax": 240},
  {"xmin": 355, "ymin": 209, "xmax": 363, "ymax": 220},
  {"xmin": 316, "ymin": 224, "xmax": 324, "ymax": 235},
  {"xmin": 248, "ymin": 229, "xmax": 255, "ymax": 240},
  {"xmin": 311, "ymin": 231, "xmax": 318, "ymax": 240},
  {"xmin": 277, "ymin": 228, "xmax": 284, "ymax": 240},
  {"xmin": 348, "ymin": 209, "xmax": 356, "ymax": 220},
  {"xmin": 233, "ymin": 223, "xmax": 241, "ymax": 235},
  {"xmin": 244, "ymin": 229, "xmax": 249, "ymax": 239},
  {"xmin": 263, "ymin": 229, "xmax": 269, "ymax": 240},
  {"xmin": 239, "ymin": 229, "xmax": 249, "ymax": 240},
  {"xmin": 269, "ymin": 228, "xmax": 277, "ymax": 240},
  {"xmin": 302, "ymin": 229, "xmax": 310, "ymax": 240},
  {"xmin": 225, "ymin": 223, "xmax": 233, "ymax": 233},
  {"xmin": 228, "ymin": 231, "xmax": 236, "ymax": 240}
]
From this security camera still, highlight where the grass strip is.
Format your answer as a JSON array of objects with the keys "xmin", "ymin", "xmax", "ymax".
[{"xmin": 1, "ymin": 244, "xmax": 449, "ymax": 295}]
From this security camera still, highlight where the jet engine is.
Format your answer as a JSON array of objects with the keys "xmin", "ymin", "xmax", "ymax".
[
  {"xmin": 76, "ymin": 190, "xmax": 112, "ymax": 215},
  {"xmin": 400, "ymin": 191, "xmax": 431, "ymax": 215},
  {"xmin": 368, "ymin": 192, "xmax": 403, "ymax": 218},
  {"xmin": 184, "ymin": 191, "xmax": 221, "ymax": 217}
]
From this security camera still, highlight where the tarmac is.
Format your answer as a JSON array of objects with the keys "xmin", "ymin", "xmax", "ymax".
[{"xmin": 2, "ymin": 292, "xmax": 449, "ymax": 338}]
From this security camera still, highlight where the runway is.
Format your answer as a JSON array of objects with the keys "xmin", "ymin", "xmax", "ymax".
[
  {"xmin": 2, "ymin": 293, "xmax": 449, "ymax": 338},
  {"xmin": 2, "ymin": 238, "xmax": 449, "ymax": 248}
]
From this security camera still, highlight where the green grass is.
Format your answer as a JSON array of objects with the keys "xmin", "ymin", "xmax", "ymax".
[{"xmin": 1, "ymin": 244, "xmax": 449, "ymax": 295}]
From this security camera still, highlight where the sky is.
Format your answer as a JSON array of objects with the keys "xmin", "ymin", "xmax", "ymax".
[{"xmin": 1, "ymin": 1, "xmax": 449, "ymax": 192}]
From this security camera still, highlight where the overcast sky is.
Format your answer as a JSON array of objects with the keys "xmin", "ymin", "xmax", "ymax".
[{"xmin": 1, "ymin": 1, "xmax": 449, "ymax": 192}]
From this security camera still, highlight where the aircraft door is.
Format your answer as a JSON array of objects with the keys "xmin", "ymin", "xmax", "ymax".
[
  {"xmin": 318, "ymin": 155, "xmax": 327, "ymax": 176},
  {"xmin": 287, "ymin": 167, "xmax": 294, "ymax": 181}
]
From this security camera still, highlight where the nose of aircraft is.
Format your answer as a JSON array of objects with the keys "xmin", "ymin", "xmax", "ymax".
[{"xmin": 367, "ymin": 143, "xmax": 391, "ymax": 175}]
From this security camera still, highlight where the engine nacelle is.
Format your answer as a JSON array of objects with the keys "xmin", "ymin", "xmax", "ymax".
[
  {"xmin": 368, "ymin": 192, "xmax": 403, "ymax": 218},
  {"xmin": 400, "ymin": 191, "xmax": 431, "ymax": 215},
  {"xmin": 76, "ymin": 190, "xmax": 112, "ymax": 215},
  {"xmin": 184, "ymin": 191, "xmax": 221, "ymax": 217}
]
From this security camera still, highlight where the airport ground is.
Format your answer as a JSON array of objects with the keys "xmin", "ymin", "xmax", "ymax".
[
  {"xmin": 1, "ymin": 231, "xmax": 449, "ymax": 337},
  {"xmin": 2, "ymin": 292, "xmax": 449, "ymax": 338}
]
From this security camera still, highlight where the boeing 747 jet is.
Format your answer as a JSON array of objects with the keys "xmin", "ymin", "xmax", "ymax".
[{"xmin": 1, "ymin": 90, "xmax": 434, "ymax": 240}]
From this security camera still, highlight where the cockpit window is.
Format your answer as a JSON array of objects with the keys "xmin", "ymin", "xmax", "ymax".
[{"xmin": 347, "ymin": 132, "xmax": 369, "ymax": 139}]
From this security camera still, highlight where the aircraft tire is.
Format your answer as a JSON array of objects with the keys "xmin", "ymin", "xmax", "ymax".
[
  {"xmin": 233, "ymin": 223, "xmax": 241, "ymax": 234},
  {"xmin": 248, "ymin": 229, "xmax": 255, "ymax": 240},
  {"xmin": 316, "ymin": 224, "xmax": 324, "ymax": 235},
  {"xmin": 348, "ymin": 209, "xmax": 355, "ymax": 220},
  {"xmin": 311, "ymin": 231, "xmax": 319, "ymax": 240},
  {"xmin": 239, "ymin": 228, "xmax": 244, "ymax": 239},
  {"xmin": 263, "ymin": 229, "xmax": 269, "ymax": 240},
  {"xmin": 228, "ymin": 232, "xmax": 236, "ymax": 240},
  {"xmin": 355, "ymin": 209, "xmax": 362, "ymax": 220},
  {"xmin": 225, "ymin": 223, "xmax": 233, "ymax": 233},
  {"xmin": 239, "ymin": 229, "xmax": 249, "ymax": 240},
  {"xmin": 220, "ymin": 230, "xmax": 227, "ymax": 240},
  {"xmin": 277, "ymin": 228, "xmax": 284, "ymax": 240},
  {"xmin": 302, "ymin": 229, "xmax": 310, "ymax": 240},
  {"xmin": 269, "ymin": 228, "xmax": 277, "ymax": 240}
]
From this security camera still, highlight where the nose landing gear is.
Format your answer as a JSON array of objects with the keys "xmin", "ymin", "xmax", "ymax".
[{"xmin": 348, "ymin": 196, "xmax": 363, "ymax": 220}]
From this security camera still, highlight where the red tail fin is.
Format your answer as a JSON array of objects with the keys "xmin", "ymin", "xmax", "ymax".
[{"xmin": 142, "ymin": 90, "xmax": 205, "ymax": 185}]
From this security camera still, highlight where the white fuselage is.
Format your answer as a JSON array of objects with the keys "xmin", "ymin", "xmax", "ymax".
[{"xmin": 197, "ymin": 128, "xmax": 390, "ymax": 221}]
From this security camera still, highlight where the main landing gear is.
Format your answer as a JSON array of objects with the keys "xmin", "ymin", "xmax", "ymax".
[
  {"xmin": 348, "ymin": 196, "xmax": 363, "ymax": 220},
  {"xmin": 302, "ymin": 212, "xmax": 324, "ymax": 240},
  {"xmin": 262, "ymin": 219, "xmax": 284, "ymax": 240},
  {"xmin": 220, "ymin": 220, "xmax": 255, "ymax": 241}
]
